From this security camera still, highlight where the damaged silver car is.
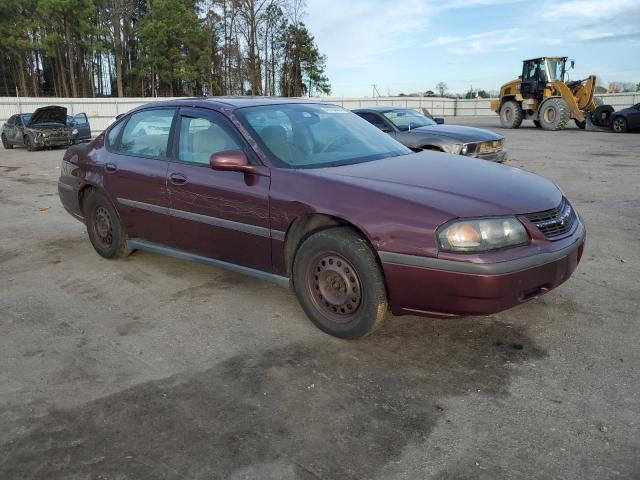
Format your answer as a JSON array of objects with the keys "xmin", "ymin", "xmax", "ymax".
[{"xmin": 1, "ymin": 106, "xmax": 91, "ymax": 151}]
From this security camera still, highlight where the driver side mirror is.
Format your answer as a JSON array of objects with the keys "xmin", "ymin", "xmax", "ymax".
[
  {"xmin": 210, "ymin": 150, "xmax": 268, "ymax": 176},
  {"xmin": 434, "ymin": 117, "xmax": 445, "ymax": 125}
]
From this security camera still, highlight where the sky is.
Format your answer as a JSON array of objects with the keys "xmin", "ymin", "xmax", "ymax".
[{"xmin": 304, "ymin": 0, "xmax": 640, "ymax": 97}]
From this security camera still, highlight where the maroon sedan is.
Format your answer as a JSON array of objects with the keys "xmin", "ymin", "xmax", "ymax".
[{"xmin": 58, "ymin": 98, "xmax": 585, "ymax": 338}]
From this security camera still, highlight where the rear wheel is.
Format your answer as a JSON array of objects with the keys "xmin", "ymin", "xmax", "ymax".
[
  {"xmin": 83, "ymin": 190, "xmax": 131, "ymax": 259},
  {"xmin": 538, "ymin": 98, "xmax": 571, "ymax": 131},
  {"xmin": 499, "ymin": 100, "xmax": 523, "ymax": 128},
  {"xmin": 1, "ymin": 134, "xmax": 12, "ymax": 149},
  {"xmin": 611, "ymin": 116, "xmax": 627, "ymax": 133},
  {"xmin": 292, "ymin": 227, "xmax": 388, "ymax": 339}
]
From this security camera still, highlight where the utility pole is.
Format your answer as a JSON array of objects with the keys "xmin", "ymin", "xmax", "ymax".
[{"xmin": 371, "ymin": 84, "xmax": 381, "ymax": 98}]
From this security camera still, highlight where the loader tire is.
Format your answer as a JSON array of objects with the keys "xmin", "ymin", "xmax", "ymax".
[
  {"xmin": 539, "ymin": 98, "xmax": 571, "ymax": 131},
  {"xmin": 499, "ymin": 100, "xmax": 523, "ymax": 129}
]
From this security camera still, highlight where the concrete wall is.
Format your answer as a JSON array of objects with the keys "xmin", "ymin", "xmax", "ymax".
[{"xmin": 2, "ymin": 93, "xmax": 638, "ymax": 132}]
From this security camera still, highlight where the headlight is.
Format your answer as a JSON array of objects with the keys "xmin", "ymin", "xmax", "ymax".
[
  {"xmin": 460, "ymin": 144, "xmax": 468, "ymax": 155},
  {"xmin": 437, "ymin": 217, "xmax": 529, "ymax": 252},
  {"xmin": 72, "ymin": 128, "xmax": 78, "ymax": 135},
  {"xmin": 450, "ymin": 144, "xmax": 462, "ymax": 154}
]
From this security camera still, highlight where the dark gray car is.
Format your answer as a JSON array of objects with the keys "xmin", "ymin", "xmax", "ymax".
[
  {"xmin": 1, "ymin": 106, "xmax": 91, "ymax": 151},
  {"xmin": 354, "ymin": 107, "xmax": 507, "ymax": 162},
  {"xmin": 610, "ymin": 103, "xmax": 640, "ymax": 133}
]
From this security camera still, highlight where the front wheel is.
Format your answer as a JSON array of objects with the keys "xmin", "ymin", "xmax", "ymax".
[
  {"xmin": 292, "ymin": 227, "xmax": 388, "ymax": 338},
  {"xmin": 538, "ymin": 98, "xmax": 571, "ymax": 131},
  {"xmin": 24, "ymin": 135, "xmax": 36, "ymax": 151},
  {"xmin": 611, "ymin": 116, "xmax": 627, "ymax": 133},
  {"xmin": 83, "ymin": 190, "xmax": 131, "ymax": 259}
]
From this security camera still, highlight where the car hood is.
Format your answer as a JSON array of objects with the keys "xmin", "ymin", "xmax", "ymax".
[
  {"xmin": 309, "ymin": 151, "xmax": 561, "ymax": 218},
  {"xmin": 27, "ymin": 106, "xmax": 67, "ymax": 126},
  {"xmin": 410, "ymin": 124, "xmax": 502, "ymax": 142}
]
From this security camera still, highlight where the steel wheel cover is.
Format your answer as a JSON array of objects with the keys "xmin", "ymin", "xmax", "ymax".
[
  {"xmin": 307, "ymin": 253, "xmax": 362, "ymax": 322},
  {"xmin": 94, "ymin": 205, "xmax": 114, "ymax": 247}
]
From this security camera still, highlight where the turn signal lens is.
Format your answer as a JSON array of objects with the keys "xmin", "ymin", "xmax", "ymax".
[
  {"xmin": 445, "ymin": 223, "xmax": 481, "ymax": 247},
  {"xmin": 437, "ymin": 217, "xmax": 528, "ymax": 252}
]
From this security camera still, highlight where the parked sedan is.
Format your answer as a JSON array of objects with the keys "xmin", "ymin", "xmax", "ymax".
[
  {"xmin": 354, "ymin": 107, "xmax": 507, "ymax": 162},
  {"xmin": 1, "ymin": 106, "xmax": 91, "ymax": 151},
  {"xmin": 610, "ymin": 102, "xmax": 640, "ymax": 133},
  {"xmin": 58, "ymin": 98, "xmax": 584, "ymax": 338}
]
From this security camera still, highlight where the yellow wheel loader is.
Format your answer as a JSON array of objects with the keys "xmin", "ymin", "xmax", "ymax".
[{"xmin": 490, "ymin": 57, "xmax": 606, "ymax": 131}]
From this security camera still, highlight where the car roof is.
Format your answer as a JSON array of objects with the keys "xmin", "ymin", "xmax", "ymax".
[
  {"xmin": 353, "ymin": 106, "xmax": 412, "ymax": 113},
  {"xmin": 135, "ymin": 96, "xmax": 330, "ymax": 110}
]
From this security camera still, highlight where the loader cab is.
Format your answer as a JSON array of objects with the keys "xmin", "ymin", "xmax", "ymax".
[{"xmin": 520, "ymin": 57, "xmax": 567, "ymax": 99}]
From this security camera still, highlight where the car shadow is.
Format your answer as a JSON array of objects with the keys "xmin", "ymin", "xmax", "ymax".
[{"xmin": 1, "ymin": 316, "xmax": 546, "ymax": 480}]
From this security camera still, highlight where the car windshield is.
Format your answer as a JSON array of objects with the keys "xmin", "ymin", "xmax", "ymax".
[
  {"xmin": 235, "ymin": 103, "xmax": 410, "ymax": 169},
  {"xmin": 383, "ymin": 109, "xmax": 436, "ymax": 131}
]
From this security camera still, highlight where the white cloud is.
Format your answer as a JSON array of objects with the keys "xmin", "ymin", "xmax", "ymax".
[
  {"xmin": 304, "ymin": 0, "xmax": 525, "ymax": 68},
  {"xmin": 422, "ymin": 29, "xmax": 520, "ymax": 54},
  {"xmin": 305, "ymin": 0, "xmax": 431, "ymax": 68},
  {"xmin": 543, "ymin": 0, "xmax": 638, "ymax": 19}
]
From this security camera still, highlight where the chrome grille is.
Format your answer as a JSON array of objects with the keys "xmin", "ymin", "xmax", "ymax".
[{"xmin": 525, "ymin": 198, "xmax": 576, "ymax": 239}]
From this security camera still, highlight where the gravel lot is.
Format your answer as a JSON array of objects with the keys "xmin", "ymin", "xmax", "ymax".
[{"xmin": 1, "ymin": 118, "xmax": 638, "ymax": 479}]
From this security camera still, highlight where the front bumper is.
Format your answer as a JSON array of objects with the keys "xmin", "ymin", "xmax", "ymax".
[
  {"xmin": 473, "ymin": 148, "xmax": 508, "ymax": 163},
  {"xmin": 380, "ymin": 225, "xmax": 585, "ymax": 318},
  {"xmin": 32, "ymin": 135, "xmax": 74, "ymax": 148}
]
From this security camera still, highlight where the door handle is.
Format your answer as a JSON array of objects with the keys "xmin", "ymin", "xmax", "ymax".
[
  {"xmin": 104, "ymin": 162, "xmax": 117, "ymax": 173},
  {"xmin": 169, "ymin": 172, "xmax": 187, "ymax": 185}
]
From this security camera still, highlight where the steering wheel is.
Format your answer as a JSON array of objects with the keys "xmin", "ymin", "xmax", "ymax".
[{"xmin": 320, "ymin": 135, "xmax": 349, "ymax": 153}]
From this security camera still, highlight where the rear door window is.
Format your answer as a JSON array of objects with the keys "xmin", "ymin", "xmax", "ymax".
[
  {"xmin": 356, "ymin": 112, "xmax": 389, "ymax": 130},
  {"xmin": 118, "ymin": 109, "xmax": 175, "ymax": 158}
]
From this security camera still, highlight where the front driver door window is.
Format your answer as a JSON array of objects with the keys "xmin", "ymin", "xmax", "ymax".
[{"xmin": 166, "ymin": 107, "xmax": 272, "ymax": 271}]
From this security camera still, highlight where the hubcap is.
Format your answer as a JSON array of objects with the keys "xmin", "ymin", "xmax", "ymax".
[
  {"xmin": 505, "ymin": 108, "xmax": 512, "ymax": 122},
  {"xmin": 613, "ymin": 118, "xmax": 624, "ymax": 132},
  {"xmin": 94, "ymin": 206, "xmax": 113, "ymax": 247},
  {"xmin": 309, "ymin": 254, "xmax": 361, "ymax": 320},
  {"xmin": 544, "ymin": 108, "xmax": 556, "ymax": 123}
]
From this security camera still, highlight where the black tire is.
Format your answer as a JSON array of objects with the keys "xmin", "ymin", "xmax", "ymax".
[
  {"xmin": 1, "ymin": 134, "xmax": 13, "ymax": 149},
  {"xmin": 538, "ymin": 98, "xmax": 571, "ymax": 131},
  {"xmin": 24, "ymin": 135, "xmax": 36, "ymax": 152},
  {"xmin": 591, "ymin": 105, "xmax": 614, "ymax": 127},
  {"xmin": 574, "ymin": 119, "xmax": 586, "ymax": 129},
  {"xmin": 83, "ymin": 189, "xmax": 131, "ymax": 259},
  {"xmin": 292, "ymin": 227, "xmax": 388, "ymax": 339},
  {"xmin": 533, "ymin": 120, "xmax": 542, "ymax": 128},
  {"xmin": 611, "ymin": 116, "xmax": 627, "ymax": 133},
  {"xmin": 499, "ymin": 100, "xmax": 523, "ymax": 128}
]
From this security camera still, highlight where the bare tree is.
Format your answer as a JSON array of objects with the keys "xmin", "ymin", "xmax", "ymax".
[{"xmin": 436, "ymin": 82, "xmax": 448, "ymax": 97}]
